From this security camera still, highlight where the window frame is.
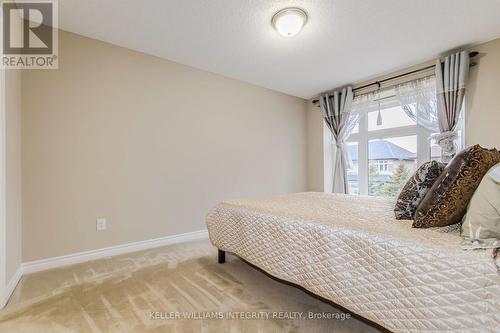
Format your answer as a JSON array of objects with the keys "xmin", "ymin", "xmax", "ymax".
[{"xmin": 346, "ymin": 118, "xmax": 429, "ymax": 195}]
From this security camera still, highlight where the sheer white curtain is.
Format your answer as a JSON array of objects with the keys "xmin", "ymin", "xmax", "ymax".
[
  {"xmin": 395, "ymin": 53, "xmax": 470, "ymax": 162},
  {"xmin": 394, "ymin": 76, "xmax": 439, "ymax": 132},
  {"xmin": 352, "ymin": 90, "xmax": 380, "ymax": 114}
]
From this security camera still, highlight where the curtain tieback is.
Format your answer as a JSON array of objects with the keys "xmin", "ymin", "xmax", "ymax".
[
  {"xmin": 332, "ymin": 140, "xmax": 353, "ymax": 169},
  {"xmin": 330, "ymin": 140, "xmax": 345, "ymax": 149},
  {"xmin": 431, "ymin": 131, "xmax": 458, "ymax": 157}
]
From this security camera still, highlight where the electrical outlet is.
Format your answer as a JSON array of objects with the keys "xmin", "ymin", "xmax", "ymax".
[{"xmin": 96, "ymin": 218, "xmax": 107, "ymax": 231}]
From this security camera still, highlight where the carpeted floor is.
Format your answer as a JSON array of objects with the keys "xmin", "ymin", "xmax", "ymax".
[{"xmin": 0, "ymin": 239, "xmax": 381, "ymax": 333}]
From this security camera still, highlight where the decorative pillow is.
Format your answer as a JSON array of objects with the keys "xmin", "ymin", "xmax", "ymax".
[
  {"xmin": 394, "ymin": 161, "xmax": 445, "ymax": 219},
  {"xmin": 461, "ymin": 163, "xmax": 500, "ymax": 249},
  {"xmin": 414, "ymin": 144, "xmax": 500, "ymax": 228}
]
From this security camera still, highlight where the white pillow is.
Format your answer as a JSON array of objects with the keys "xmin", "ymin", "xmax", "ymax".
[
  {"xmin": 490, "ymin": 165, "xmax": 500, "ymax": 183},
  {"xmin": 461, "ymin": 163, "xmax": 500, "ymax": 249}
]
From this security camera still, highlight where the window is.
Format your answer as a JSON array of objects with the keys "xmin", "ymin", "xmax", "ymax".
[
  {"xmin": 341, "ymin": 89, "xmax": 424, "ymax": 197},
  {"xmin": 374, "ymin": 160, "xmax": 389, "ymax": 172},
  {"xmin": 368, "ymin": 106, "xmax": 415, "ymax": 131},
  {"xmin": 368, "ymin": 136, "xmax": 417, "ymax": 196},
  {"xmin": 325, "ymin": 83, "xmax": 464, "ymax": 197}
]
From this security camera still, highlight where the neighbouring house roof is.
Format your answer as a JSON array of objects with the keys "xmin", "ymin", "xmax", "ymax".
[{"xmin": 347, "ymin": 140, "xmax": 416, "ymax": 161}]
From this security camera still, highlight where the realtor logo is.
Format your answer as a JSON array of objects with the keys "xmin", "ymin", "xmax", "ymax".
[{"xmin": 1, "ymin": 0, "xmax": 58, "ymax": 69}]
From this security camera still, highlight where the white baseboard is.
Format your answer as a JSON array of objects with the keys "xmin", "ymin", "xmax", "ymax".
[
  {"xmin": 1, "ymin": 230, "xmax": 209, "ymax": 308},
  {"xmin": 1, "ymin": 266, "xmax": 23, "ymax": 308},
  {"xmin": 22, "ymin": 229, "xmax": 208, "ymax": 275}
]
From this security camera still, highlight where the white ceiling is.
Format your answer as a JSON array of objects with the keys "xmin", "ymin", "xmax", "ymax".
[{"xmin": 58, "ymin": 0, "xmax": 500, "ymax": 99}]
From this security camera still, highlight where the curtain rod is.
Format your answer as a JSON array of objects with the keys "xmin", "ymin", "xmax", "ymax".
[{"xmin": 312, "ymin": 51, "xmax": 478, "ymax": 105}]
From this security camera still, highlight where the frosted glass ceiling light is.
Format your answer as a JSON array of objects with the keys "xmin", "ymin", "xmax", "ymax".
[{"xmin": 272, "ymin": 8, "xmax": 307, "ymax": 37}]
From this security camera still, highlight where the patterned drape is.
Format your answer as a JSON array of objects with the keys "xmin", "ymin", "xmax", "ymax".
[
  {"xmin": 434, "ymin": 51, "xmax": 470, "ymax": 162},
  {"xmin": 320, "ymin": 87, "xmax": 358, "ymax": 194}
]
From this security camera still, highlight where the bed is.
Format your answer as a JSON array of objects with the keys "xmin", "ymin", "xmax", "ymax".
[{"xmin": 206, "ymin": 192, "xmax": 500, "ymax": 333}]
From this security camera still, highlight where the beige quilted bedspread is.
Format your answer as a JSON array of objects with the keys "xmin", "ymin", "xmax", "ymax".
[{"xmin": 206, "ymin": 192, "xmax": 500, "ymax": 333}]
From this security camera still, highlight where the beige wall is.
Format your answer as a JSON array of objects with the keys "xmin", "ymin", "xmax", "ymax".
[
  {"xmin": 22, "ymin": 31, "xmax": 307, "ymax": 261},
  {"xmin": 466, "ymin": 38, "xmax": 500, "ymax": 147},
  {"xmin": 306, "ymin": 37, "xmax": 500, "ymax": 189},
  {"xmin": 5, "ymin": 69, "xmax": 22, "ymax": 282},
  {"xmin": 306, "ymin": 101, "xmax": 324, "ymax": 192}
]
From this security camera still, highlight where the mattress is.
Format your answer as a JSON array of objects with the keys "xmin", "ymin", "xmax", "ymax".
[{"xmin": 206, "ymin": 192, "xmax": 500, "ymax": 333}]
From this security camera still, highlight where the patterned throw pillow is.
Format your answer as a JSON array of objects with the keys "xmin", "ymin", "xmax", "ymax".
[
  {"xmin": 394, "ymin": 161, "xmax": 445, "ymax": 220},
  {"xmin": 414, "ymin": 145, "xmax": 500, "ymax": 228}
]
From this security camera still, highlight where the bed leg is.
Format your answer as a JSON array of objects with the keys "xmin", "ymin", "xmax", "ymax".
[{"xmin": 218, "ymin": 249, "xmax": 226, "ymax": 264}]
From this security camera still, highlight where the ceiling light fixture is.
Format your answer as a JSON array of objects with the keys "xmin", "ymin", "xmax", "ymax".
[{"xmin": 272, "ymin": 8, "xmax": 307, "ymax": 37}]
